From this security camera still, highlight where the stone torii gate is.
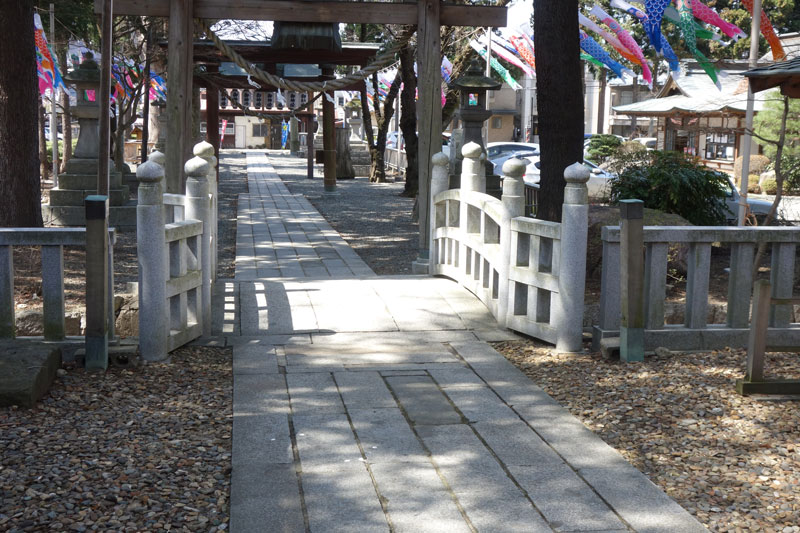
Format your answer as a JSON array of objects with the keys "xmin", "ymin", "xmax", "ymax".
[{"xmin": 93, "ymin": 0, "xmax": 507, "ymax": 270}]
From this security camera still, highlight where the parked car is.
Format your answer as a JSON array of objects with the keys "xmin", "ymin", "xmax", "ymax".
[
  {"xmin": 44, "ymin": 128, "xmax": 63, "ymax": 141},
  {"xmin": 632, "ymin": 137, "xmax": 657, "ymax": 150},
  {"xmin": 723, "ymin": 176, "xmax": 773, "ymax": 224},
  {"xmin": 490, "ymin": 150, "xmax": 539, "ymax": 181},
  {"xmin": 523, "ymin": 158, "xmax": 616, "ymax": 200},
  {"xmin": 486, "ymin": 142, "xmax": 539, "ymax": 160}
]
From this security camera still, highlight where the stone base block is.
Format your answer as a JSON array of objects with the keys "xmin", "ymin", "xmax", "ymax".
[
  {"xmin": 43, "ymin": 203, "xmax": 137, "ymax": 229},
  {"xmin": 0, "ymin": 340, "xmax": 62, "ymax": 408},
  {"xmin": 353, "ymin": 165, "xmax": 371, "ymax": 177},
  {"xmin": 58, "ymin": 170, "xmax": 123, "ymax": 191},
  {"xmin": 49, "ymin": 186, "xmax": 130, "ymax": 207}
]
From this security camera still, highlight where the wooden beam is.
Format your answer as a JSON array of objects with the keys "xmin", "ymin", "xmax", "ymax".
[{"xmin": 96, "ymin": 0, "xmax": 507, "ymax": 27}]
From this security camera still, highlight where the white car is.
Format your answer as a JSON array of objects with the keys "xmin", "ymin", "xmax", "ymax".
[
  {"xmin": 633, "ymin": 137, "xmax": 657, "ymax": 150},
  {"xmin": 487, "ymin": 142, "xmax": 540, "ymax": 160},
  {"xmin": 521, "ymin": 158, "xmax": 616, "ymax": 200}
]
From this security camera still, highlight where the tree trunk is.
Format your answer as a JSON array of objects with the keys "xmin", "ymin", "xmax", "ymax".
[
  {"xmin": 399, "ymin": 44, "xmax": 418, "ymax": 197},
  {"xmin": 596, "ymin": 73, "xmax": 607, "ymax": 134},
  {"xmin": 58, "ymin": 48, "xmax": 72, "ymax": 172},
  {"xmin": 39, "ymin": 99, "xmax": 49, "ymax": 182},
  {"xmin": 0, "ymin": 0, "xmax": 42, "ymax": 227},
  {"xmin": 369, "ymin": 71, "xmax": 401, "ymax": 183},
  {"xmin": 533, "ymin": 0, "xmax": 583, "ymax": 222}
]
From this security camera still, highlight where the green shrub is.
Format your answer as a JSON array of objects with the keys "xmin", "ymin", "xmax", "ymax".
[
  {"xmin": 761, "ymin": 177, "xmax": 778, "ymax": 195},
  {"xmin": 733, "ymin": 154, "xmax": 771, "ymax": 179},
  {"xmin": 781, "ymin": 154, "xmax": 800, "ymax": 192},
  {"xmin": 586, "ymin": 134, "xmax": 623, "ymax": 164},
  {"xmin": 608, "ymin": 151, "xmax": 730, "ymax": 225}
]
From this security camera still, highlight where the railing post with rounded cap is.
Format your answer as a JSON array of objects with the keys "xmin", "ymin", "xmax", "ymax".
[
  {"xmin": 496, "ymin": 157, "xmax": 527, "ymax": 325},
  {"xmin": 136, "ymin": 159, "xmax": 168, "ymax": 361},
  {"xmin": 185, "ymin": 154, "xmax": 212, "ymax": 337},
  {"xmin": 429, "ymin": 152, "xmax": 450, "ymax": 272},
  {"xmin": 460, "ymin": 142, "xmax": 484, "ymax": 194},
  {"xmin": 194, "ymin": 141, "xmax": 218, "ymax": 281},
  {"xmin": 554, "ymin": 162, "xmax": 590, "ymax": 353}
]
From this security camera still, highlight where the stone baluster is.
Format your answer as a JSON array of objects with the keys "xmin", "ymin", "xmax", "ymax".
[
  {"xmin": 497, "ymin": 157, "xmax": 526, "ymax": 325},
  {"xmin": 136, "ymin": 159, "xmax": 169, "ymax": 361},
  {"xmin": 429, "ymin": 152, "xmax": 450, "ymax": 271},
  {"xmin": 194, "ymin": 141, "xmax": 218, "ymax": 281},
  {"xmin": 185, "ymin": 153, "xmax": 212, "ymax": 337},
  {"xmin": 460, "ymin": 142, "xmax": 484, "ymax": 194},
  {"xmin": 553, "ymin": 162, "xmax": 590, "ymax": 353}
]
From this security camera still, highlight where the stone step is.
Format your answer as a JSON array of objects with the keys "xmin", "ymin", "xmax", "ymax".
[
  {"xmin": 58, "ymin": 171, "xmax": 124, "ymax": 191},
  {"xmin": 354, "ymin": 165, "xmax": 371, "ymax": 177},
  {"xmin": 43, "ymin": 204, "xmax": 138, "ymax": 229},
  {"xmin": 49, "ymin": 187, "xmax": 130, "ymax": 207},
  {"xmin": 0, "ymin": 340, "xmax": 61, "ymax": 408}
]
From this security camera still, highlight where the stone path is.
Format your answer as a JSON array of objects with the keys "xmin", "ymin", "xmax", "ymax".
[{"xmin": 221, "ymin": 151, "xmax": 707, "ymax": 532}]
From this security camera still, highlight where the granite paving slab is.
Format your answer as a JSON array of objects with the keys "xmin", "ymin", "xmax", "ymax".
[{"xmin": 227, "ymin": 150, "xmax": 707, "ymax": 533}]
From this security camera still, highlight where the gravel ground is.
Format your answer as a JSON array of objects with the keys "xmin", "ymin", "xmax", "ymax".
[
  {"xmin": 0, "ymin": 345, "xmax": 232, "ymax": 532},
  {"xmin": 495, "ymin": 340, "xmax": 800, "ymax": 532},
  {"xmin": 267, "ymin": 151, "xmax": 420, "ymax": 274}
]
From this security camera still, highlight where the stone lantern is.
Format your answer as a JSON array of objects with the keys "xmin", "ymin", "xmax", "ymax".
[
  {"xmin": 449, "ymin": 59, "xmax": 502, "ymax": 197},
  {"xmin": 44, "ymin": 53, "xmax": 132, "ymax": 227},
  {"xmin": 450, "ymin": 58, "xmax": 501, "ymax": 152}
]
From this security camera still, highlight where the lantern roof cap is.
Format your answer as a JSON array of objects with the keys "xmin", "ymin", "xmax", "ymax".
[
  {"xmin": 64, "ymin": 52, "xmax": 100, "ymax": 84},
  {"xmin": 450, "ymin": 58, "xmax": 501, "ymax": 91}
]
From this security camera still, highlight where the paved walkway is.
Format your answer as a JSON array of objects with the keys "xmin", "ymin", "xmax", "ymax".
[{"xmin": 221, "ymin": 151, "xmax": 706, "ymax": 532}]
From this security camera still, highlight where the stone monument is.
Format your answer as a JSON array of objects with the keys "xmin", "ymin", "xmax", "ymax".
[{"xmin": 43, "ymin": 53, "xmax": 134, "ymax": 228}]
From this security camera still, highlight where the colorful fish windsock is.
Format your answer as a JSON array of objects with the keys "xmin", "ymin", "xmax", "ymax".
[
  {"xmin": 478, "ymin": 34, "xmax": 534, "ymax": 78},
  {"xmin": 639, "ymin": 0, "xmax": 671, "ymax": 53},
  {"xmin": 468, "ymin": 41, "xmax": 522, "ymax": 90},
  {"xmin": 581, "ymin": 53, "xmax": 606, "ymax": 69},
  {"xmin": 741, "ymin": 0, "xmax": 786, "ymax": 61},
  {"xmin": 590, "ymin": 5, "xmax": 653, "ymax": 88},
  {"xmin": 674, "ymin": 0, "xmax": 720, "ymax": 89},
  {"xmin": 687, "ymin": 0, "xmax": 746, "ymax": 41},
  {"xmin": 34, "ymin": 13, "xmax": 65, "ymax": 94},
  {"xmin": 509, "ymin": 34, "xmax": 536, "ymax": 71},
  {"xmin": 658, "ymin": 34, "xmax": 681, "ymax": 74},
  {"xmin": 579, "ymin": 30, "xmax": 633, "ymax": 80},
  {"xmin": 610, "ymin": 0, "xmax": 648, "ymax": 23},
  {"xmin": 663, "ymin": 6, "xmax": 723, "ymax": 42},
  {"xmin": 441, "ymin": 56, "xmax": 453, "ymax": 83},
  {"xmin": 579, "ymin": 13, "xmax": 641, "ymax": 65}
]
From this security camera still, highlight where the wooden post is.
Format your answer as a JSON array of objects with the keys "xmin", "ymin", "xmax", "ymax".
[
  {"xmin": 85, "ymin": 195, "xmax": 109, "ymax": 370},
  {"xmin": 413, "ymin": 0, "xmax": 441, "ymax": 273},
  {"xmin": 140, "ymin": 25, "xmax": 152, "ymax": 163},
  {"xmin": 206, "ymin": 78, "xmax": 220, "ymax": 182},
  {"xmin": 746, "ymin": 279, "xmax": 771, "ymax": 383},
  {"xmin": 165, "ymin": 0, "xmax": 193, "ymax": 193},
  {"xmin": 322, "ymin": 66, "xmax": 336, "ymax": 192},
  {"xmin": 619, "ymin": 199, "xmax": 644, "ymax": 362},
  {"xmin": 98, "ymin": 0, "xmax": 113, "ymax": 196},
  {"xmin": 306, "ymin": 112, "xmax": 314, "ymax": 179}
]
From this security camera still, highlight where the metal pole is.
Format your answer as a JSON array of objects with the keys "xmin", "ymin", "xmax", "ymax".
[
  {"xmin": 738, "ymin": 0, "xmax": 762, "ymax": 226},
  {"xmin": 98, "ymin": 0, "xmax": 113, "ymax": 196},
  {"xmin": 50, "ymin": 3, "xmax": 59, "ymax": 187}
]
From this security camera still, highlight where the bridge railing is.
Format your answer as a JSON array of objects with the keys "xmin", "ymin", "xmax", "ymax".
[
  {"xmin": 136, "ymin": 143, "xmax": 216, "ymax": 361},
  {"xmin": 430, "ymin": 143, "xmax": 590, "ymax": 352}
]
